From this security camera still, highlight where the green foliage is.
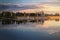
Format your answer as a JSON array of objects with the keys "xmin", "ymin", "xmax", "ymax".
[{"xmin": 1, "ymin": 12, "xmax": 16, "ymax": 18}]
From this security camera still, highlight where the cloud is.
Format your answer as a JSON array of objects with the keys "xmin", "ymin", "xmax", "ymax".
[
  {"xmin": 0, "ymin": 4, "xmax": 38, "ymax": 12},
  {"xmin": 0, "ymin": 2, "xmax": 60, "ymax": 13}
]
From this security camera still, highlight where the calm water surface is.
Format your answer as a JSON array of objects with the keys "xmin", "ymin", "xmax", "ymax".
[{"xmin": 0, "ymin": 20, "xmax": 60, "ymax": 40}]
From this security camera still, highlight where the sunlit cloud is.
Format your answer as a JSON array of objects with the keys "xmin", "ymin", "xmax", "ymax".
[
  {"xmin": 19, "ymin": 3, "xmax": 60, "ymax": 13},
  {"xmin": 0, "ymin": 2, "xmax": 60, "ymax": 14}
]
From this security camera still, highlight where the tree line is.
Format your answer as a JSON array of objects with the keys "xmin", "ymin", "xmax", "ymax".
[{"xmin": 0, "ymin": 11, "xmax": 60, "ymax": 19}]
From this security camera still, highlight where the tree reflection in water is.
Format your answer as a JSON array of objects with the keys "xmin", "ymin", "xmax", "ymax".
[{"xmin": 1, "ymin": 18, "xmax": 60, "ymax": 25}]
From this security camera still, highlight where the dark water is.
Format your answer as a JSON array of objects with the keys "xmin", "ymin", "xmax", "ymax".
[{"xmin": 0, "ymin": 19, "xmax": 60, "ymax": 40}]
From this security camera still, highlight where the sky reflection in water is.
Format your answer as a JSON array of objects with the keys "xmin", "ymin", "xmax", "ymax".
[{"xmin": 0, "ymin": 20, "xmax": 60, "ymax": 40}]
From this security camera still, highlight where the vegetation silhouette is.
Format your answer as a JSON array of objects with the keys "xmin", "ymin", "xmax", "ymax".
[{"xmin": 0, "ymin": 11, "xmax": 60, "ymax": 24}]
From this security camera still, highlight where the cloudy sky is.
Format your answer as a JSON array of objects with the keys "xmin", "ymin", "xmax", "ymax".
[{"xmin": 0, "ymin": 0, "xmax": 60, "ymax": 13}]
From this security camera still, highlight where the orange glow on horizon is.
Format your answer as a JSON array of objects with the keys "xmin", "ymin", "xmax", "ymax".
[{"xmin": 19, "ymin": 4, "xmax": 60, "ymax": 14}]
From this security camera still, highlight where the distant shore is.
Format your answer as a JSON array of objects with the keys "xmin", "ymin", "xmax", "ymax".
[{"xmin": 0, "ymin": 11, "xmax": 60, "ymax": 21}]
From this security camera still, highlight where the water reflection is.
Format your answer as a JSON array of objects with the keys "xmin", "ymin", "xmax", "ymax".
[
  {"xmin": 2, "ymin": 19, "xmax": 15, "ymax": 24},
  {"xmin": 0, "ymin": 19, "xmax": 60, "ymax": 40},
  {"xmin": 1, "ymin": 18, "xmax": 60, "ymax": 25}
]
